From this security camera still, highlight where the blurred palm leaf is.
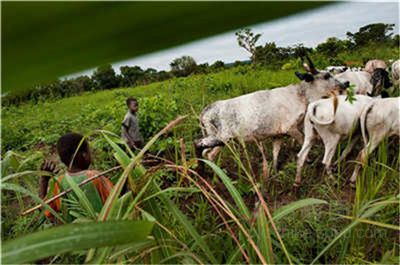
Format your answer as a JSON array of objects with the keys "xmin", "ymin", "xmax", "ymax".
[{"xmin": 2, "ymin": 2, "xmax": 329, "ymax": 95}]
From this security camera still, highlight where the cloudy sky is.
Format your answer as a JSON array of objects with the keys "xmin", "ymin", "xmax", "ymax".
[{"xmin": 71, "ymin": 1, "xmax": 399, "ymax": 77}]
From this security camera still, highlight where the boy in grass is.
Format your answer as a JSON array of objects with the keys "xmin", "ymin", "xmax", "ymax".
[
  {"xmin": 39, "ymin": 133, "xmax": 113, "ymax": 219},
  {"xmin": 122, "ymin": 98, "xmax": 144, "ymax": 150}
]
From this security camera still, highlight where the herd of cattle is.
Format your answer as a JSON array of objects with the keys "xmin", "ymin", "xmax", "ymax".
[{"xmin": 195, "ymin": 56, "xmax": 400, "ymax": 187}]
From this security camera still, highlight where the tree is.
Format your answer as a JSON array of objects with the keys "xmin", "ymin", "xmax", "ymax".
[
  {"xmin": 235, "ymin": 28, "xmax": 261, "ymax": 65},
  {"xmin": 92, "ymin": 64, "xmax": 119, "ymax": 90},
  {"xmin": 194, "ymin": 63, "xmax": 211, "ymax": 74},
  {"xmin": 154, "ymin": 70, "xmax": 170, "ymax": 82},
  {"xmin": 392, "ymin": 34, "xmax": 400, "ymax": 47},
  {"xmin": 253, "ymin": 42, "xmax": 284, "ymax": 66},
  {"xmin": 170, "ymin": 56, "xmax": 197, "ymax": 77},
  {"xmin": 211, "ymin": 60, "xmax": 225, "ymax": 72},
  {"xmin": 120, "ymin": 66, "xmax": 145, "ymax": 87},
  {"xmin": 347, "ymin": 23, "xmax": 395, "ymax": 46},
  {"xmin": 73, "ymin": 76, "xmax": 93, "ymax": 92},
  {"xmin": 316, "ymin": 37, "xmax": 351, "ymax": 58}
]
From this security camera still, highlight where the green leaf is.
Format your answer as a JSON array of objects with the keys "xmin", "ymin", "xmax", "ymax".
[
  {"xmin": 272, "ymin": 198, "xmax": 327, "ymax": 221},
  {"xmin": 1, "ymin": 220, "xmax": 154, "ymax": 264},
  {"xmin": 1, "ymin": 170, "xmax": 52, "ymax": 184}
]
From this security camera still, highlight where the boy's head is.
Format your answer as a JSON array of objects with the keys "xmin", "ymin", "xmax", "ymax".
[
  {"xmin": 126, "ymin": 98, "xmax": 139, "ymax": 113},
  {"xmin": 57, "ymin": 133, "xmax": 91, "ymax": 170}
]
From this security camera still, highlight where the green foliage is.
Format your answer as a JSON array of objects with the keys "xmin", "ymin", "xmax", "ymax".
[
  {"xmin": 347, "ymin": 23, "xmax": 396, "ymax": 46},
  {"xmin": 170, "ymin": 56, "xmax": 198, "ymax": 77},
  {"xmin": 316, "ymin": 37, "xmax": 353, "ymax": 58},
  {"xmin": 92, "ymin": 64, "xmax": 120, "ymax": 90},
  {"xmin": 345, "ymin": 84, "xmax": 357, "ymax": 104}
]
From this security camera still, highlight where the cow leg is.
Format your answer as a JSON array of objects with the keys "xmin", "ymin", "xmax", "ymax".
[
  {"xmin": 350, "ymin": 131, "xmax": 386, "ymax": 183},
  {"xmin": 272, "ymin": 138, "xmax": 283, "ymax": 171},
  {"xmin": 334, "ymin": 135, "xmax": 360, "ymax": 166},
  {"xmin": 295, "ymin": 136, "xmax": 314, "ymax": 186},
  {"xmin": 295, "ymin": 116, "xmax": 315, "ymax": 186},
  {"xmin": 289, "ymin": 128, "xmax": 304, "ymax": 145},
  {"xmin": 322, "ymin": 135, "xmax": 340, "ymax": 179},
  {"xmin": 194, "ymin": 135, "xmax": 225, "ymax": 175},
  {"xmin": 205, "ymin": 146, "xmax": 222, "ymax": 162},
  {"xmin": 194, "ymin": 135, "xmax": 224, "ymax": 151}
]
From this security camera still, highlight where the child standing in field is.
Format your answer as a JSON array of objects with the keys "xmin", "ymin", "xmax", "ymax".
[
  {"xmin": 39, "ymin": 133, "xmax": 113, "ymax": 220},
  {"xmin": 121, "ymin": 98, "xmax": 145, "ymax": 150}
]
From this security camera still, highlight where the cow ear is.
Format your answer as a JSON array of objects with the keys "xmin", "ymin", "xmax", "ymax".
[
  {"xmin": 295, "ymin": 72, "xmax": 314, "ymax": 82},
  {"xmin": 295, "ymin": 72, "xmax": 305, "ymax": 80}
]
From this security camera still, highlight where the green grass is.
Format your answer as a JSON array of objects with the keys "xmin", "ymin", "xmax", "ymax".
[{"xmin": 1, "ymin": 63, "xmax": 399, "ymax": 264}]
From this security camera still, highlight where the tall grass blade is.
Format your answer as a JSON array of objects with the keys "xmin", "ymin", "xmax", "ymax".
[
  {"xmin": 311, "ymin": 196, "xmax": 398, "ymax": 264},
  {"xmin": 272, "ymin": 198, "xmax": 328, "ymax": 221},
  {"xmin": 1, "ymin": 220, "xmax": 153, "ymax": 264},
  {"xmin": 257, "ymin": 205, "xmax": 274, "ymax": 264}
]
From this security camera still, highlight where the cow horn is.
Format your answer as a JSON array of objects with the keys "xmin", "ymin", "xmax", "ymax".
[
  {"xmin": 300, "ymin": 56, "xmax": 312, "ymax": 73},
  {"xmin": 305, "ymin": 54, "xmax": 318, "ymax": 74}
]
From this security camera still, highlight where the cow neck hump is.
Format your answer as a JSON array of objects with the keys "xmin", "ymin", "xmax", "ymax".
[{"xmin": 295, "ymin": 83, "xmax": 310, "ymax": 106}]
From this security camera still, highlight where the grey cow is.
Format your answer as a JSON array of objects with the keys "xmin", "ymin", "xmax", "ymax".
[{"xmin": 194, "ymin": 56, "xmax": 349, "ymax": 170}]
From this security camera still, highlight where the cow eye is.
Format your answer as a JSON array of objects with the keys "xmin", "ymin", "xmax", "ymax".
[{"xmin": 324, "ymin": 73, "xmax": 331, "ymax": 80}]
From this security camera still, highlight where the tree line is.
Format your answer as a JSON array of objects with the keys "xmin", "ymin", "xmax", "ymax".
[
  {"xmin": 3, "ymin": 23, "xmax": 398, "ymax": 106},
  {"xmin": 238, "ymin": 23, "xmax": 398, "ymax": 67}
]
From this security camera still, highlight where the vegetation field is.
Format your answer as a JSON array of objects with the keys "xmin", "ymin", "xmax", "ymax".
[{"xmin": 1, "ymin": 23, "xmax": 400, "ymax": 264}]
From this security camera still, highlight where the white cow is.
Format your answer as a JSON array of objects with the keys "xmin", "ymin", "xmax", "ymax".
[
  {"xmin": 336, "ymin": 71, "xmax": 374, "ymax": 95},
  {"xmin": 194, "ymin": 56, "xmax": 349, "ymax": 170},
  {"xmin": 365, "ymin": 59, "xmax": 387, "ymax": 74},
  {"xmin": 336, "ymin": 68, "xmax": 392, "ymax": 97},
  {"xmin": 296, "ymin": 95, "xmax": 373, "ymax": 185},
  {"xmin": 350, "ymin": 97, "xmax": 400, "ymax": 183}
]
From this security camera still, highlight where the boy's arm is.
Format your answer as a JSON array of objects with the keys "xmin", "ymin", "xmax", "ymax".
[
  {"xmin": 39, "ymin": 161, "xmax": 57, "ymax": 199},
  {"xmin": 39, "ymin": 176, "xmax": 50, "ymax": 199},
  {"xmin": 39, "ymin": 161, "xmax": 62, "ymax": 218}
]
